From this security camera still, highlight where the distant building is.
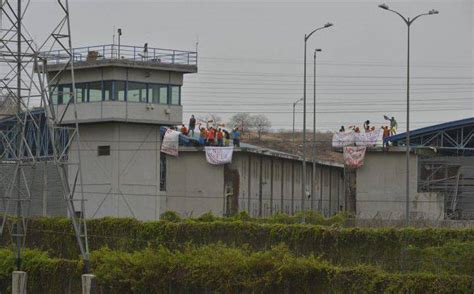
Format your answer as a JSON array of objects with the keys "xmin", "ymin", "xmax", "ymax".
[{"xmin": 349, "ymin": 117, "xmax": 474, "ymax": 221}]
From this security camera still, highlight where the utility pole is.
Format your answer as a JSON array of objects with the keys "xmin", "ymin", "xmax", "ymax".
[
  {"xmin": 15, "ymin": 0, "xmax": 22, "ymax": 271},
  {"xmin": 311, "ymin": 49, "xmax": 322, "ymax": 211},
  {"xmin": 379, "ymin": 3, "xmax": 439, "ymax": 225},
  {"xmin": 302, "ymin": 23, "xmax": 332, "ymax": 214}
]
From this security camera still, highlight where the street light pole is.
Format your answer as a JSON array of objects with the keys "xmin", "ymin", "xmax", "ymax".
[
  {"xmin": 378, "ymin": 4, "xmax": 438, "ymax": 225},
  {"xmin": 312, "ymin": 49, "xmax": 322, "ymax": 212},
  {"xmin": 302, "ymin": 23, "xmax": 332, "ymax": 214},
  {"xmin": 292, "ymin": 97, "xmax": 303, "ymax": 145}
]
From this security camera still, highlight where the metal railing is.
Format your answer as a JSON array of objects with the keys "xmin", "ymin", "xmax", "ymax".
[{"xmin": 44, "ymin": 44, "xmax": 197, "ymax": 66}]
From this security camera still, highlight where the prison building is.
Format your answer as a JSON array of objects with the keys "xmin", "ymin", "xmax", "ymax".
[
  {"xmin": 354, "ymin": 117, "xmax": 474, "ymax": 220},
  {"xmin": 40, "ymin": 44, "xmax": 197, "ymax": 220},
  {"xmin": 1, "ymin": 43, "xmax": 343, "ymax": 220},
  {"xmin": 165, "ymin": 143, "xmax": 344, "ymax": 218}
]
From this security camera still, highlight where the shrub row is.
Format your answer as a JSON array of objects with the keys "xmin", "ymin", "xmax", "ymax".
[
  {"xmin": 0, "ymin": 245, "xmax": 472, "ymax": 294},
  {"xmin": 0, "ymin": 248, "xmax": 81, "ymax": 293},
  {"xmin": 1, "ymin": 216, "xmax": 474, "ymax": 272}
]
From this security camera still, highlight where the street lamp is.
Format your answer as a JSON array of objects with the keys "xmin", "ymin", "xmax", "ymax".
[
  {"xmin": 292, "ymin": 97, "xmax": 303, "ymax": 145},
  {"xmin": 302, "ymin": 22, "xmax": 333, "ymax": 214},
  {"xmin": 378, "ymin": 4, "xmax": 438, "ymax": 225},
  {"xmin": 312, "ymin": 48, "xmax": 322, "ymax": 212}
]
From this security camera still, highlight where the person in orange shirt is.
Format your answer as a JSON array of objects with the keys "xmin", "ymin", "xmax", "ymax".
[
  {"xmin": 382, "ymin": 126, "xmax": 390, "ymax": 147},
  {"xmin": 207, "ymin": 127, "xmax": 215, "ymax": 146},
  {"xmin": 180, "ymin": 124, "xmax": 188, "ymax": 136}
]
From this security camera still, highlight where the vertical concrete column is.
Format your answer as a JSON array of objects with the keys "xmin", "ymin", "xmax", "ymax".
[
  {"xmin": 82, "ymin": 274, "xmax": 96, "ymax": 294},
  {"xmin": 12, "ymin": 271, "xmax": 27, "ymax": 294}
]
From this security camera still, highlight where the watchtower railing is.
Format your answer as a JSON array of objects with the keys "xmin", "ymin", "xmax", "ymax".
[{"xmin": 43, "ymin": 44, "xmax": 197, "ymax": 66}]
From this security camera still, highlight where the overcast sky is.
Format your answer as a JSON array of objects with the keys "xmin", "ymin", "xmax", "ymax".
[{"xmin": 27, "ymin": 0, "xmax": 473, "ymax": 131}]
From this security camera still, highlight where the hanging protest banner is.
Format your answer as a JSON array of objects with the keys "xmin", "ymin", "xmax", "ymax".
[
  {"xmin": 332, "ymin": 132, "xmax": 355, "ymax": 148},
  {"xmin": 355, "ymin": 129, "xmax": 382, "ymax": 147},
  {"xmin": 161, "ymin": 128, "xmax": 180, "ymax": 156},
  {"xmin": 343, "ymin": 146, "xmax": 367, "ymax": 169},
  {"xmin": 205, "ymin": 146, "xmax": 234, "ymax": 165}
]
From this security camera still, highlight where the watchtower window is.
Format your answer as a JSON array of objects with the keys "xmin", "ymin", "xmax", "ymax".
[
  {"xmin": 103, "ymin": 81, "xmax": 113, "ymax": 101},
  {"xmin": 114, "ymin": 81, "xmax": 126, "ymax": 101},
  {"xmin": 75, "ymin": 83, "xmax": 87, "ymax": 103},
  {"xmin": 170, "ymin": 85, "xmax": 180, "ymax": 105},
  {"xmin": 51, "ymin": 81, "xmax": 181, "ymax": 105},
  {"xmin": 148, "ymin": 84, "xmax": 168, "ymax": 104},
  {"xmin": 89, "ymin": 82, "xmax": 102, "ymax": 102},
  {"xmin": 97, "ymin": 145, "xmax": 110, "ymax": 156},
  {"xmin": 128, "ymin": 82, "xmax": 147, "ymax": 102}
]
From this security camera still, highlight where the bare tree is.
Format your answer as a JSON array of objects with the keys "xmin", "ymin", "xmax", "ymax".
[
  {"xmin": 208, "ymin": 113, "xmax": 223, "ymax": 127},
  {"xmin": 251, "ymin": 114, "xmax": 272, "ymax": 140},
  {"xmin": 228, "ymin": 112, "xmax": 252, "ymax": 133}
]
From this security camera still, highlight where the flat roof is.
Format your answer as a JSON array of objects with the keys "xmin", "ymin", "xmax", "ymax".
[{"xmin": 179, "ymin": 144, "xmax": 344, "ymax": 168}]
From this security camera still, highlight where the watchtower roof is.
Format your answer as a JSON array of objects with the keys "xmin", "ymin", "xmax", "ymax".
[{"xmin": 41, "ymin": 44, "xmax": 197, "ymax": 73}]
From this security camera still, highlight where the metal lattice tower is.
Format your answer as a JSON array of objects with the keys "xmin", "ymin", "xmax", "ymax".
[{"xmin": 0, "ymin": 0, "xmax": 90, "ymax": 271}]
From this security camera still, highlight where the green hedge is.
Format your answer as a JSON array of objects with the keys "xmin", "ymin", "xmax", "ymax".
[
  {"xmin": 1, "ymin": 216, "xmax": 474, "ymax": 274},
  {"xmin": 404, "ymin": 240, "xmax": 474, "ymax": 275},
  {"xmin": 0, "ymin": 248, "xmax": 81, "ymax": 293},
  {"xmin": 0, "ymin": 245, "xmax": 472, "ymax": 294}
]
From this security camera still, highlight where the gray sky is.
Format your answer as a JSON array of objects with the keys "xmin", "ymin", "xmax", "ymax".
[{"xmin": 27, "ymin": 0, "xmax": 473, "ymax": 131}]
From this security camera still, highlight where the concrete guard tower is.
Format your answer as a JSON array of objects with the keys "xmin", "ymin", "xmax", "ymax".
[{"xmin": 45, "ymin": 44, "xmax": 197, "ymax": 220}]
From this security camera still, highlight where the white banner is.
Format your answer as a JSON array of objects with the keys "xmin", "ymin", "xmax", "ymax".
[
  {"xmin": 333, "ymin": 130, "xmax": 382, "ymax": 148},
  {"xmin": 355, "ymin": 129, "xmax": 382, "ymax": 147},
  {"xmin": 205, "ymin": 146, "xmax": 234, "ymax": 165},
  {"xmin": 161, "ymin": 128, "xmax": 180, "ymax": 157},
  {"xmin": 343, "ymin": 146, "xmax": 367, "ymax": 169},
  {"xmin": 332, "ymin": 132, "xmax": 355, "ymax": 148}
]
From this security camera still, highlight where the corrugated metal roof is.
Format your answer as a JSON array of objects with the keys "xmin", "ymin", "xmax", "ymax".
[{"xmin": 385, "ymin": 116, "xmax": 474, "ymax": 144}]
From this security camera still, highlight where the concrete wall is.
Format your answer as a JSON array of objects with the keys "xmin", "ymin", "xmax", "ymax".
[
  {"xmin": 230, "ymin": 153, "xmax": 344, "ymax": 217},
  {"xmin": 69, "ymin": 122, "xmax": 163, "ymax": 220},
  {"xmin": 166, "ymin": 152, "xmax": 225, "ymax": 217},
  {"xmin": 356, "ymin": 152, "xmax": 444, "ymax": 220},
  {"xmin": 0, "ymin": 162, "xmax": 66, "ymax": 216}
]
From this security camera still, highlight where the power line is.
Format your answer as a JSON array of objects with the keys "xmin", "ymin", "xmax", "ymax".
[
  {"xmin": 182, "ymin": 108, "xmax": 468, "ymax": 114},
  {"xmin": 198, "ymin": 56, "xmax": 473, "ymax": 69},
  {"xmin": 181, "ymin": 89, "xmax": 473, "ymax": 95},
  {"xmin": 183, "ymin": 80, "xmax": 474, "ymax": 87},
  {"xmin": 193, "ymin": 70, "xmax": 473, "ymax": 80}
]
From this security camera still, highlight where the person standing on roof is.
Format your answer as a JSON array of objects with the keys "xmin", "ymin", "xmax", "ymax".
[
  {"xmin": 217, "ymin": 128, "xmax": 224, "ymax": 146},
  {"xmin": 189, "ymin": 115, "xmax": 196, "ymax": 137},
  {"xmin": 180, "ymin": 124, "xmax": 188, "ymax": 136},
  {"xmin": 384, "ymin": 116, "xmax": 398, "ymax": 135},
  {"xmin": 363, "ymin": 120, "xmax": 371, "ymax": 132},
  {"xmin": 207, "ymin": 127, "xmax": 215, "ymax": 146},
  {"xmin": 382, "ymin": 126, "xmax": 390, "ymax": 147},
  {"xmin": 224, "ymin": 130, "xmax": 231, "ymax": 146},
  {"xmin": 198, "ymin": 128, "xmax": 206, "ymax": 146},
  {"xmin": 232, "ymin": 128, "xmax": 241, "ymax": 147}
]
